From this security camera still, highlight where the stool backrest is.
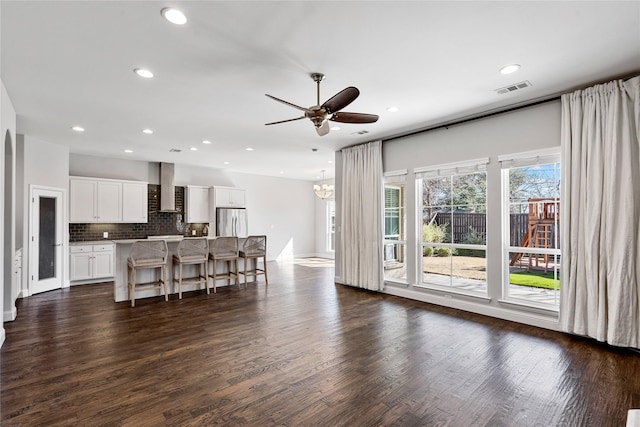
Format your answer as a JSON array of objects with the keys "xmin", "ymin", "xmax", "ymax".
[
  {"xmin": 176, "ymin": 238, "xmax": 209, "ymax": 262},
  {"xmin": 211, "ymin": 236, "xmax": 238, "ymax": 258},
  {"xmin": 129, "ymin": 240, "xmax": 168, "ymax": 267},
  {"xmin": 242, "ymin": 235, "xmax": 266, "ymax": 256}
]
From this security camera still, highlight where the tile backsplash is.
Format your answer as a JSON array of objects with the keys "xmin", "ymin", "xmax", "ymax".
[{"xmin": 69, "ymin": 185, "xmax": 209, "ymax": 242}]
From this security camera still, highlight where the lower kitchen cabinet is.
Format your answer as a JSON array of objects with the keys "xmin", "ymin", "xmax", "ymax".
[{"xmin": 70, "ymin": 243, "xmax": 115, "ymax": 282}]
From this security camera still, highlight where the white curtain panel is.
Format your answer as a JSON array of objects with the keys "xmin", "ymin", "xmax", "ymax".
[
  {"xmin": 560, "ymin": 75, "xmax": 640, "ymax": 348},
  {"xmin": 340, "ymin": 140, "xmax": 384, "ymax": 291}
]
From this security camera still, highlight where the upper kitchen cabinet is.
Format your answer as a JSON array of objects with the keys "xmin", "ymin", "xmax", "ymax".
[
  {"xmin": 122, "ymin": 182, "xmax": 148, "ymax": 223},
  {"xmin": 185, "ymin": 185, "xmax": 210, "ymax": 223},
  {"xmin": 70, "ymin": 177, "xmax": 147, "ymax": 223},
  {"xmin": 213, "ymin": 186, "xmax": 246, "ymax": 208}
]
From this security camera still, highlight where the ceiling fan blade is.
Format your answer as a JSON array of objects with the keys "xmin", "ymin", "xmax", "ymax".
[
  {"xmin": 321, "ymin": 87, "xmax": 360, "ymax": 114},
  {"xmin": 265, "ymin": 116, "xmax": 306, "ymax": 126},
  {"xmin": 330, "ymin": 112, "xmax": 379, "ymax": 124},
  {"xmin": 265, "ymin": 94, "xmax": 309, "ymax": 112},
  {"xmin": 316, "ymin": 121, "xmax": 330, "ymax": 136}
]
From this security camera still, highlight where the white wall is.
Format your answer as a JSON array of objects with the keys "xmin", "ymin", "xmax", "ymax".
[
  {"xmin": 336, "ymin": 100, "xmax": 563, "ymax": 330},
  {"xmin": 69, "ymin": 154, "xmax": 156, "ymax": 183},
  {"xmin": 22, "ymin": 136, "xmax": 69, "ymax": 295},
  {"xmin": 1, "ymin": 78, "xmax": 17, "ymax": 343},
  {"xmin": 69, "ymin": 155, "xmax": 317, "ymax": 260},
  {"xmin": 0, "ymin": 80, "xmax": 17, "ymax": 346}
]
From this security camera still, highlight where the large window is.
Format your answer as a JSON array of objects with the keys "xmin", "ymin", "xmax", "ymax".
[
  {"xmin": 416, "ymin": 159, "xmax": 488, "ymax": 295},
  {"xmin": 500, "ymin": 149, "xmax": 561, "ymax": 308},
  {"xmin": 327, "ymin": 200, "xmax": 335, "ymax": 252},
  {"xmin": 383, "ymin": 172, "xmax": 407, "ymax": 283}
]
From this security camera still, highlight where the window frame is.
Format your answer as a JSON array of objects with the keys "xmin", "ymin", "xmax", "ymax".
[
  {"xmin": 415, "ymin": 158, "xmax": 489, "ymax": 296},
  {"xmin": 499, "ymin": 148, "xmax": 561, "ymax": 310},
  {"xmin": 326, "ymin": 200, "xmax": 335, "ymax": 253},
  {"xmin": 383, "ymin": 170, "xmax": 408, "ymax": 284}
]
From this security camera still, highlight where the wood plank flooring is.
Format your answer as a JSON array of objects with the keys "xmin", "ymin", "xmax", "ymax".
[{"xmin": 2, "ymin": 260, "xmax": 639, "ymax": 426}]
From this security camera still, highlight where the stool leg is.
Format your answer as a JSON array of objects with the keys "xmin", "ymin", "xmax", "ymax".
[
  {"xmin": 204, "ymin": 261, "xmax": 209, "ymax": 294},
  {"xmin": 162, "ymin": 265, "xmax": 168, "ymax": 302},
  {"xmin": 131, "ymin": 266, "xmax": 136, "ymax": 307},
  {"xmin": 263, "ymin": 256, "xmax": 268, "ymax": 286},
  {"xmin": 244, "ymin": 256, "xmax": 248, "ymax": 287},
  {"xmin": 213, "ymin": 259, "xmax": 217, "ymax": 293},
  {"xmin": 235, "ymin": 258, "xmax": 241, "ymax": 289},
  {"xmin": 178, "ymin": 262, "xmax": 183, "ymax": 299}
]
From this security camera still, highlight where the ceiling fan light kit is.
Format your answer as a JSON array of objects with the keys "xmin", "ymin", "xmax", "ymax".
[{"xmin": 265, "ymin": 73, "xmax": 379, "ymax": 136}]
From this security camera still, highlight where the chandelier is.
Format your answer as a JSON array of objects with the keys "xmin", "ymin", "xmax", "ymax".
[{"xmin": 313, "ymin": 170, "xmax": 334, "ymax": 200}]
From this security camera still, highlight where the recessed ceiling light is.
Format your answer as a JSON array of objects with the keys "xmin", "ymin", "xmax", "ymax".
[
  {"xmin": 315, "ymin": 175, "xmax": 321, "ymax": 179},
  {"xmin": 328, "ymin": 160, "xmax": 333, "ymax": 164},
  {"xmin": 331, "ymin": 126, "xmax": 341, "ymax": 131},
  {"xmin": 190, "ymin": 147, "xmax": 198, "ymax": 151},
  {"xmin": 245, "ymin": 147, "xmax": 254, "ymax": 151},
  {"xmin": 161, "ymin": 7, "xmax": 187, "ymax": 25},
  {"xmin": 71, "ymin": 126, "xmax": 85, "ymax": 132},
  {"xmin": 142, "ymin": 128, "xmax": 153, "ymax": 134},
  {"xmin": 202, "ymin": 140, "xmax": 212, "ymax": 144},
  {"xmin": 133, "ymin": 68, "xmax": 154, "ymax": 78},
  {"xmin": 124, "ymin": 149, "xmax": 133, "ymax": 153},
  {"xmin": 279, "ymin": 171, "xmax": 284, "ymax": 175},
  {"xmin": 223, "ymin": 161, "xmax": 230, "ymax": 165},
  {"xmin": 499, "ymin": 64, "xmax": 520, "ymax": 75},
  {"xmin": 386, "ymin": 106, "xmax": 399, "ymax": 113}
]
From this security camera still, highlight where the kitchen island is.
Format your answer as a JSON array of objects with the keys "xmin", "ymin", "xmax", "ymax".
[{"xmin": 113, "ymin": 236, "xmax": 246, "ymax": 303}]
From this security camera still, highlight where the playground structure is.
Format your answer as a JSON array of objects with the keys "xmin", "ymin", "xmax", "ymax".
[{"xmin": 510, "ymin": 198, "xmax": 560, "ymax": 272}]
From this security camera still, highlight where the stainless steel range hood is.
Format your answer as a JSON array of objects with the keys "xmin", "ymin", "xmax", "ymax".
[{"xmin": 159, "ymin": 162, "xmax": 177, "ymax": 212}]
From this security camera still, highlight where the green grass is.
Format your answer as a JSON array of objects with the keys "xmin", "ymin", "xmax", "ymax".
[{"xmin": 510, "ymin": 270, "xmax": 560, "ymax": 290}]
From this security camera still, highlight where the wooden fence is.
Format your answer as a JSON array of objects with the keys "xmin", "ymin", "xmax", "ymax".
[{"xmin": 431, "ymin": 212, "xmax": 528, "ymax": 245}]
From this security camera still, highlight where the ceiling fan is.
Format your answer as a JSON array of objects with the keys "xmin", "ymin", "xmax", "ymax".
[{"xmin": 265, "ymin": 73, "xmax": 379, "ymax": 136}]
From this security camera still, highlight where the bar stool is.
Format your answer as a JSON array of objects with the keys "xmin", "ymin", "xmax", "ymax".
[
  {"xmin": 172, "ymin": 238, "xmax": 209, "ymax": 299},
  {"xmin": 208, "ymin": 236, "xmax": 240, "ymax": 292},
  {"xmin": 127, "ymin": 240, "xmax": 169, "ymax": 307},
  {"xmin": 239, "ymin": 235, "xmax": 268, "ymax": 287}
]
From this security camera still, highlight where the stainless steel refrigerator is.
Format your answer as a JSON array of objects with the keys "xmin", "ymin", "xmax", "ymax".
[{"xmin": 216, "ymin": 208, "xmax": 248, "ymax": 237}]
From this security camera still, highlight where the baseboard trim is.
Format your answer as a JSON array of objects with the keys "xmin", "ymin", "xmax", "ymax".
[
  {"xmin": 0, "ymin": 327, "xmax": 5, "ymax": 348},
  {"xmin": 21, "ymin": 287, "xmax": 30, "ymax": 298},
  {"xmin": 384, "ymin": 286, "xmax": 560, "ymax": 331},
  {"xmin": 3, "ymin": 306, "xmax": 17, "ymax": 322}
]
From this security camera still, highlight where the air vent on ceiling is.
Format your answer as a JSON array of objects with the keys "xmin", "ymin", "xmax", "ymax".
[
  {"xmin": 351, "ymin": 130, "xmax": 370, "ymax": 136},
  {"xmin": 169, "ymin": 148, "xmax": 182, "ymax": 153},
  {"xmin": 495, "ymin": 80, "xmax": 532, "ymax": 95}
]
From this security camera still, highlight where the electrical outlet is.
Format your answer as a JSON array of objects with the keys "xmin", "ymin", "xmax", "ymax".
[
  {"xmin": 192, "ymin": 230, "xmax": 196, "ymax": 236},
  {"xmin": 103, "ymin": 232, "xmax": 108, "ymax": 238}
]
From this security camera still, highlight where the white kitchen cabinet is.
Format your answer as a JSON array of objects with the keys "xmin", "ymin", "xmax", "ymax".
[
  {"xmin": 69, "ymin": 243, "xmax": 114, "ymax": 282},
  {"xmin": 122, "ymin": 182, "xmax": 148, "ymax": 223},
  {"xmin": 69, "ymin": 179, "xmax": 98, "ymax": 222},
  {"xmin": 92, "ymin": 244, "xmax": 114, "ymax": 278},
  {"xmin": 70, "ymin": 177, "xmax": 147, "ymax": 223},
  {"xmin": 214, "ymin": 186, "xmax": 246, "ymax": 208},
  {"xmin": 69, "ymin": 246, "xmax": 93, "ymax": 281},
  {"xmin": 186, "ymin": 185, "xmax": 210, "ymax": 223},
  {"xmin": 96, "ymin": 181, "xmax": 122, "ymax": 222}
]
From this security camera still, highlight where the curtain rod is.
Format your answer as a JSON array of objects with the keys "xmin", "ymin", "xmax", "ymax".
[
  {"xmin": 381, "ymin": 70, "xmax": 640, "ymax": 144},
  {"xmin": 383, "ymin": 95, "xmax": 560, "ymax": 144}
]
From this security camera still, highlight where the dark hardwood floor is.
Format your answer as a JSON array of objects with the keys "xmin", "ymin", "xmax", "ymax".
[{"xmin": 2, "ymin": 260, "xmax": 639, "ymax": 426}]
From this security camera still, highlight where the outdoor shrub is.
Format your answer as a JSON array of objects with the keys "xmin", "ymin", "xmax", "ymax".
[
  {"xmin": 423, "ymin": 223, "xmax": 446, "ymax": 244},
  {"xmin": 434, "ymin": 247, "xmax": 452, "ymax": 256},
  {"xmin": 461, "ymin": 226, "xmax": 486, "ymax": 257},
  {"xmin": 462, "ymin": 226, "xmax": 486, "ymax": 245},
  {"xmin": 423, "ymin": 246, "xmax": 433, "ymax": 256}
]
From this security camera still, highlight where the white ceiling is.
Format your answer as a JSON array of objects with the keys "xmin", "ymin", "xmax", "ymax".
[{"xmin": 2, "ymin": 1, "xmax": 639, "ymax": 181}]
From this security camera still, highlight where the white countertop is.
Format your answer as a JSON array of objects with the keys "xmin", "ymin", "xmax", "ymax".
[{"xmin": 69, "ymin": 240, "xmax": 116, "ymax": 246}]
